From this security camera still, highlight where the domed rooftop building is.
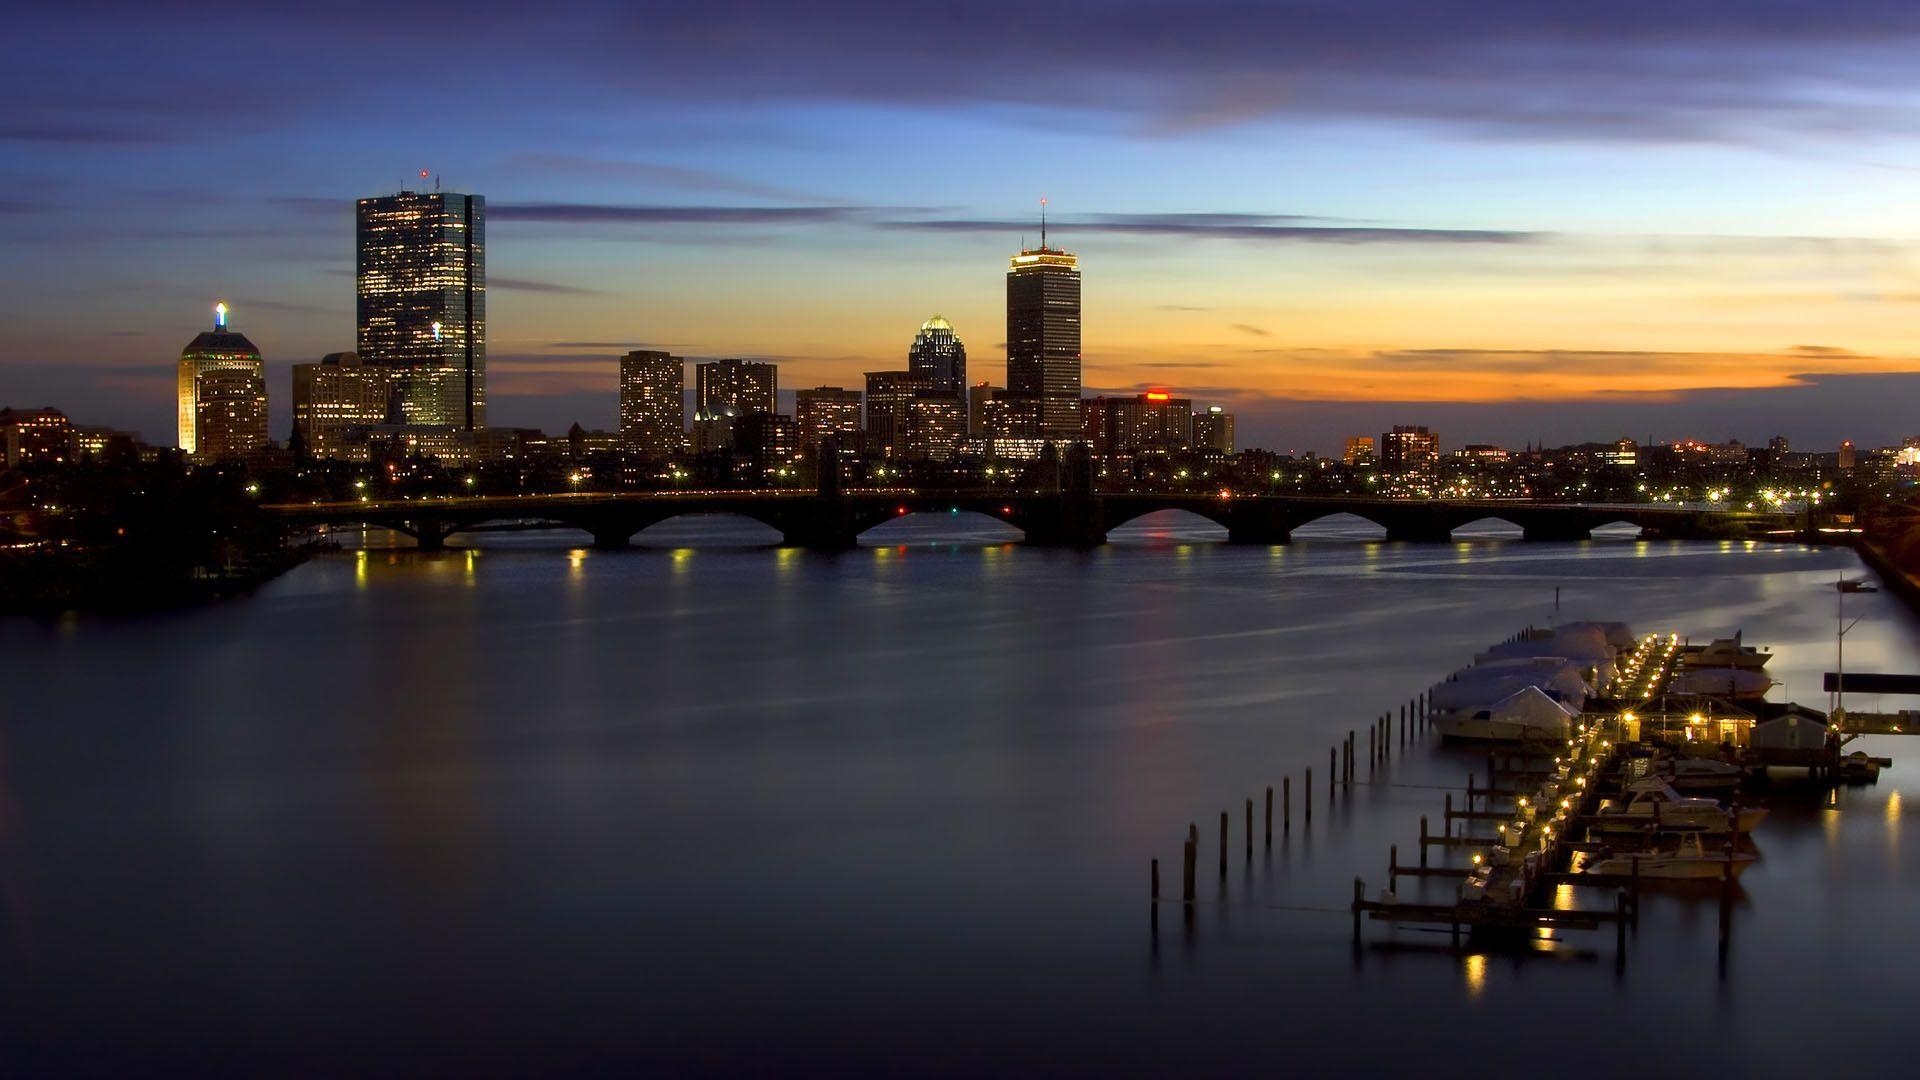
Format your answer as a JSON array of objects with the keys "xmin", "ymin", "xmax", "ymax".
[
  {"xmin": 177, "ymin": 302, "xmax": 267, "ymax": 459},
  {"xmin": 907, "ymin": 314, "xmax": 966, "ymax": 399}
]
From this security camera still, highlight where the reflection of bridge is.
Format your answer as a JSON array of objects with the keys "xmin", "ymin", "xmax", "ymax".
[{"xmin": 266, "ymin": 491, "xmax": 1801, "ymax": 551}]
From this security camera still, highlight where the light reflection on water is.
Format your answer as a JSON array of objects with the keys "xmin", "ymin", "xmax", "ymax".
[{"xmin": 0, "ymin": 515, "xmax": 1915, "ymax": 1073}]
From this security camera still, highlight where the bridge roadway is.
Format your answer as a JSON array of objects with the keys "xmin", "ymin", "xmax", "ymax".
[{"xmin": 266, "ymin": 490, "xmax": 1800, "ymax": 551}]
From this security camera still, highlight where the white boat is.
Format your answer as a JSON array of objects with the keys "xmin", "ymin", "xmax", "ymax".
[
  {"xmin": 1433, "ymin": 685, "xmax": 1577, "ymax": 743},
  {"xmin": 1592, "ymin": 778, "xmax": 1767, "ymax": 835},
  {"xmin": 1681, "ymin": 631, "xmax": 1770, "ymax": 670},
  {"xmin": 1582, "ymin": 834, "xmax": 1756, "ymax": 880}
]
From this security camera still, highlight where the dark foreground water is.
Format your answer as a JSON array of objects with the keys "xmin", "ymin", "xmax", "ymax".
[{"xmin": 1, "ymin": 513, "xmax": 1914, "ymax": 1076}]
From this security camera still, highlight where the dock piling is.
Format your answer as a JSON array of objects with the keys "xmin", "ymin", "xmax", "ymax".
[
  {"xmin": 1283, "ymin": 776, "xmax": 1292, "ymax": 833},
  {"xmin": 1389, "ymin": 844, "xmax": 1398, "ymax": 891},
  {"xmin": 1264, "ymin": 786, "xmax": 1273, "ymax": 848},
  {"xmin": 1245, "ymin": 798, "xmax": 1253, "ymax": 863},
  {"xmin": 1182, "ymin": 830, "xmax": 1196, "ymax": 907},
  {"xmin": 1306, "ymin": 768, "xmax": 1313, "ymax": 824},
  {"xmin": 1219, "ymin": 811, "xmax": 1228, "ymax": 880},
  {"xmin": 1419, "ymin": 816, "xmax": 1429, "ymax": 868}
]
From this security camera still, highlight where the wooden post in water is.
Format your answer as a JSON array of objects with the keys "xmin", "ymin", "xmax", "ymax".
[
  {"xmin": 1283, "ymin": 776, "xmax": 1292, "ymax": 833},
  {"xmin": 1264, "ymin": 786, "xmax": 1273, "ymax": 848},
  {"xmin": 1616, "ymin": 890, "xmax": 1628, "ymax": 962},
  {"xmin": 1151, "ymin": 858, "xmax": 1160, "ymax": 932},
  {"xmin": 1182, "ymin": 830, "xmax": 1196, "ymax": 907},
  {"xmin": 1331, "ymin": 747, "xmax": 1338, "ymax": 793},
  {"xmin": 1306, "ymin": 768, "xmax": 1313, "ymax": 824},
  {"xmin": 1389, "ymin": 844, "xmax": 1398, "ymax": 891},
  {"xmin": 1245, "ymin": 798, "xmax": 1253, "ymax": 863},
  {"xmin": 1352, "ymin": 878, "xmax": 1364, "ymax": 947},
  {"xmin": 1368, "ymin": 726, "xmax": 1376, "ymax": 773},
  {"xmin": 1419, "ymin": 816, "xmax": 1429, "ymax": 867},
  {"xmin": 1219, "ymin": 811, "xmax": 1228, "ymax": 880}
]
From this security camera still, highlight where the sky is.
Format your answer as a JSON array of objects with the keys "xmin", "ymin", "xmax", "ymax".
[{"xmin": 8, "ymin": 1, "xmax": 1920, "ymax": 453}]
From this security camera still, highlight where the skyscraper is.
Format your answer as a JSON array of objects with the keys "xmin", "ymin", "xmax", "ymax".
[
  {"xmin": 863, "ymin": 371, "xmax": 923, "ymax": 459},
  {"xmin": 1193, "ymin": 405, "xmax": 1235, "ymax": 454},
  {"xmin": 178, "ymin": 302, "xmax": 267, "ymax": 460},
  {"xmin": 619, "ymin": 350, "xmax": 685, "ymax": 459},
  {"xmin": 907, "ymin": 316, "xmax": 966, "ymax": 401},
  {"xmin": 1006, "ymin": 216, "xmax": 1081, "ymax": 443},
  {"xmin": 292, "ymin": 352, "xmax": 391, "ymax": 461},
  {"xmin": 794, "ymin": 386, "xmax": 862, "ymax": 453},
  {"xmin": 695, "ymin": 359, "xmax": 777, "ymax": 417},
  {"xmin": 356, "ymin": 189, "xmax": 486, "ymax": 429},
  {"xmin": 1380, "ymin": 425, "xmax": 1440, "ymax": 474}
]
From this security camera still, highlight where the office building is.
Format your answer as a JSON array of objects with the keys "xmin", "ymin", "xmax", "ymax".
[
  {"xmin": 178, "ymin": 303, "xmax": 267, "ymax": 461},
  {"xmin": 292, "ymin": 352, "xmax": 392, "ymax": 461},
  {"xmin": 907, "ymin": 316, "xmax": 967, "ymax": 401},
  {"xmin": 738, "ymin": 411, "xmax": 800, "ymax": 483},
  {"xmin": 355, "ymin": 189, "xmax": 486, "ymax": 429},
  {"xmin": 906, "ymin": 397, "xmax": 965, "ymax": 461},
  {"xmin": 1342, "ymin": 435, "xmax": 1376, "ymax": 466},
  {"xmin": 695, "ymin": 359, "xmax": 776, "ymax": 418},
  {"xmin": 1193, "ymin": 405, "xmax": 1235, "ymax": 454},
  {"xmin": 1082, "ymin": 393, "xmax": 1192, "ymax": 460},
  {"xmin": 795, "ymin": 387, "xmax": 862, "ymax": 453},
  {"xmin": 690, "ymin": 406, "xmax": 740, "ymax": 455},
  {"xmin": 1005, "ymin": 223, "xmax": 1081, "ymax": 442},
  {"xmin": 619, "ymin": 350, "xmax": 685, "ymax": 459},
  {"xmin": 863, "ymin": 371, "xmax": 924, "ymax": 459},
  {"xmin": 1380, "ymin": 425, "xmax": 1440, "ymax": 474},
  {"xmin": 0, "ymin": 407, "xmax": 73, "ymax": 467},
  {"xmin": 968, "ymin": 382, "xmax": 998, "ymax": 436}
]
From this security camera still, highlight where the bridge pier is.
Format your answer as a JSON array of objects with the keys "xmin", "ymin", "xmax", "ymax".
[
  {"xmin": 1384, "ymin": 523, "xmax": 1455, "ymax": 543},
  {"xmin": 1224, "ymin": 502, "xmax": 1292, "ymax": 544},
  {"xmin": 1522, "ymin": 522, "xmax": 1593, "ymax": 542},
  {"xmin": 407, "ymin": 518, "xmax": 455, "ymax": 552},
  {"xmin": 590, "ymin": 526, "xmax": 635, "ymax": 550},
  {"xmin": 1017, "ymin": 498, "xmax": 1108, "ymax": 547}
]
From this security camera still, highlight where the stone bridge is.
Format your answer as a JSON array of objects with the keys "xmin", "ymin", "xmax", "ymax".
[{"xmin": 266, "ymin": 491, "xmax": 1801, "ymax": 551}]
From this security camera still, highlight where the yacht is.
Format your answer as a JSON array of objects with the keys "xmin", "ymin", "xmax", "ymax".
[
  {"xmin": 1592, "ymin": 778, "xmax": 1767, "ymax": 835},
  {"xmin": 1680, "ymin": 631, "xmax": 1771, "ymax": 670},
  {"xmin": 1582, "ymin": 833, "xmax": 1756, "ymax": 880}
]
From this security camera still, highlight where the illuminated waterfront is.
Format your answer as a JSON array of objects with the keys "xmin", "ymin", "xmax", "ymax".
[{"xmin": 0, "ymin": 518, "xmax": 1914, "ymax": 1073}]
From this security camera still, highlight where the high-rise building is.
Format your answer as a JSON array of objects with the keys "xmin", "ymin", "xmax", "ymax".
[
  {"xmin": 619, "ymin": 350, "xmax": 685, "ymax": 459},
  {"xmin": 1005, "ymin": 221, "xmax": 1081, "ymax": 443},
  {"xmin": 292, "ymin": 352, "xmax": 392, "ymax": 461},
  {"xmin": 794, "ymin": 387, "xmax": 862, "ymax": 453},
  {"xmin": 738, "ymin": 412, "xmax": 800, "ymax": 483},
  {"xmin": 1342, "ymin": 435, "xmax": 1376, "ymax": 466},
  {"xmin": 906, "ymin": 397, "xmax": 966, "ymax": 461},
  {"xmin": 355, "ymin": 189, "xmax": 486, "ymax": 429},
  {"xmin": 178, "ymin": 303, "xmax": 267, "ymax": 461},
  {"xmin": 0, "ymin": 407, "xmax": 73, "ymax": 467},
  {"xmin": 695, "ymin": 359, "xmax": 777, "ymax": 418},
  {"xmin": 1193, "ymin": 405, "xmax": 1235, "ymax": 454},
  {"xmin": 1082, "ymin": 393, "xmax": 1192, "ymax": 460},
  {"xmin": 690, "ymin": 406, "xmax": 740, "ymax": 455},
  {"xmin": 1380, "ymin": 425, "xmax": 1440, "ymax": 474},
  {"xmin": 863, "ymin": 371, "xmax": 924, "ymax": 458},
  {"xmin": 907, "ymin": 316, "xmax": 966, "ymax": 401}
]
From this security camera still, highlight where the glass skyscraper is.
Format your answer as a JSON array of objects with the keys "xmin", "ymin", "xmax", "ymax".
[
  {"xmin": 1005, "ymin": 236, "xmax": 1081, "ymax": 442},
  {"xmin": 355, "ymin": 190, "xmax": 486, "ymax": 430}
]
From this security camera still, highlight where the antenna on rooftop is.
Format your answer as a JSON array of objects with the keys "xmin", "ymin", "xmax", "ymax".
[{"xmin": 1040, "ymin": 196, "xmax": 1048, "ymax": 250}]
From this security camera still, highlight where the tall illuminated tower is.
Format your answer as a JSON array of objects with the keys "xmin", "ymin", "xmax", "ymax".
[
  {"xmin": 1005, "ymin": 204, "xmax": 1081, "ymax": 442},
  {"xmin": 907, "ymin": 315, "xmax": 966, "ymax": 401},
  {"xmin": 177, "ymin": 302, "xmax": 267, "ymax": 460},
  {"xmin": 619, "ymin": 349, "xmax": 685, "ymax": 459},
  {"xmin": 355, "ymin": 188, "xmax": 486, "ymax": 429}
]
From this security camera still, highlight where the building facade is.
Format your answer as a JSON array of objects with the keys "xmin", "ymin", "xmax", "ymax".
[
  {"xmin": 907, "ymin": 315, "xmax": 967, "ymax": 402},
  {"xmin": 1342, "ymin": 435, "xmax": 1376, "ymax": 466},
  {"xmin": 0, "ymin": 407, "xmax": 73, "ymax": 467},
  {"xmin": 695, "ymin": 359, "xmax": 777, "ymax": 418},
  {"xmin": 619, "ymin": 350, "xmax": 685, "ymax": 459},
  {"xmin": 863, "ymin": 371, "xmax": 924, "ymax": 459},
  {"xmin": 1005, "ymin": 236, "xmax": 1081, "ymax": 442},
  {"xmin": 178, "ymin": 304, "xmax": 267, "ymax": 461},
  {"xmin": 1082, "ymin": 393, "xmax": 1192, "ymax": 460},
  {"xmin": 355, "ymin": 190, "xmax": 486, "ymax": 429},
  {"xmin": 292, "ymin": 352, "xmax": 391, "ymax": 461},
  {"xmin": 1380, "ymin": 425, "xmax": 1440, "ymax": 475},
  {"xmin": 794, "ymin": 386, "xmax": 862, "ymax": 453},
  {"xmin": 1193, "ymin": 405, "xmax": 1235, "ymax": 454}
]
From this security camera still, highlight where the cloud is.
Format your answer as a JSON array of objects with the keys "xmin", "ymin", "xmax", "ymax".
[
  {"xmin": 490, "ymin": 276, "xmax": 608, "ymax": 296},
  {"xmin": 491, "ymin": 203, "xmax": 859, "ymax": 225},
  {"xmin": 0, "ymin": 123, "xmax": 161, "ymax": 145},
  {"xmin": 505, "ymin": 154, "xmax": 834, "ymax": 203},
  {"xmin": 885, "ymin": 212, "xmax": 1537, "ymax": 244},
  {"xmin": 1230, "ymin": 323, "xmax": 1271, "ymax": 337}
]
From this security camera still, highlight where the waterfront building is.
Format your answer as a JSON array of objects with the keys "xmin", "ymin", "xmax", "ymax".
[
  {"xmin": 794, "ymin": 387, "xmax": 862, "ymax": 453},
  {"xmin": 356, "ymin": 189, "xmax": 486, "ymax": 429},
  {"xmin": 1193, "ymin": 405, "xmax": 1235, "ymax": 454},
  {"xmin": 292, "ymin": 352, "xmax": 392, "ymax": 461},
  {"xmin": 619, "ymin": 350, "xmax": 685, "ymax": 459},
  {"xmin": 178, "ymin": 304, "xmax": 267, "ymax": 461},
  {"xmin": 695, "ymin": 359, "xmax": 776, "ymax": 417},
  {"xmin": 1004, "ymin": 223, "xmax": 1082, "ymax": 442},
  {"xmin": 907, "ymin": 316, "xmax": 967, "ymax": 402},
  {"xmin": 1380, "ymin": 425, "xmax": 1439, "ymax": 473},
  {"xmin": 1342, "ymin": 435, "xmax": 1376, "ymax": 466},
  {"xmin": 0, "ymin": 407, "xmax": 73, "ymax": 467}
]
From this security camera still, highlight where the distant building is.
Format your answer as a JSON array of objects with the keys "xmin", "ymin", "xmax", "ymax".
[
  {"xmin": 906, "ymin": 397, "xmax": 966, "ymax": 461},
  {"xmin": 695, "ymin": 359, "xmax": 776, "ymax": 418},
  {"xmin": 292, "ymin": 351, "xmax": 391, "ymax": 461},
  {"xmin": 1839, "ymin": 440, "xmax": 1857, "ymax": 471},
  {"xmin": 1193, "ymin": 405, "xmax": 1235, "ymax": 454},
  {"xmin": 737, "ymin": 412, "xmax": 800, "ymax": 483},
  {"xmin": 864, "ymin": 371, "xmax": 925, "ymax": 459},
  {"xmin": 1082, "ymin": 393, "xmax": 1192, "ymax": 460},
  {"xmin": 689, "ymin": 405, "xmax": 740, "ymax": 455},
  {"xmin": 1342, "ymin": 435, "xmax": 1376, "ymax": 466},
  {"xmin": 1004, "ymin": 226, "xmax": 1082, "ymax": 442},
  {"xmin": 983, "ymin": 390, "xmax": 1045, "ymax": 460},
  {"xmin": 967, "ymin": 382, "xmax": 999, "ymax": 436},
  {"xmin": 1379, "ymin": 425, "xmax": 1439, "ymax": 475},
  {"xmin": 178, "ymin": 303, "xmax": 267, "ymax": 461},
  {"xmin": 356, "ymin": 189, "xmax": 486, "ymax": 429},
  {"xmin": 907, "ymin": 315, "xmax": 967, "ymax": 402},
  {"xmin": 794, "ymin": 386, "xmax": 862, "ymax": 453},
  {"xmin": 619, "ymin": 350, "xmax": 685, "ymax": 459},
  {"xmin": 0, "ymin": 407, "xmax": 73, "ymax": 467}
]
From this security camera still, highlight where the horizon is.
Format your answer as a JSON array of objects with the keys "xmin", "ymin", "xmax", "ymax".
[{"xmin": 10, "ymin": 3, "xmax": 1920, "ymax": 453}]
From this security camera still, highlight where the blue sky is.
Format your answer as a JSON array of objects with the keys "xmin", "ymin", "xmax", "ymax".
[{"xmin": 8, "ymin": 2, "xmax": 1920, "ymax": 452}]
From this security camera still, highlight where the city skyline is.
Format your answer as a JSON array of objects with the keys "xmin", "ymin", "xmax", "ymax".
[{"xmin": 14, "ymin": 5, "xmax": 1920, "ymax": 452}]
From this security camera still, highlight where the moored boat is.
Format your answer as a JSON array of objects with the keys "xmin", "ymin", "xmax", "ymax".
[
  {"xmin": 1582, "ymin": 833, "xmax": 1756, "ymax": 879},
  {"xmin": 1592, "ymin": 778, "xmax": 1767, "ymax": 835}
]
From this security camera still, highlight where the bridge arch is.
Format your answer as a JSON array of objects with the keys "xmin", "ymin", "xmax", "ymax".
[
  {"xmin": 1449, "ymin": 514, "xmax": 1526, "ymax": 538},
  {"xmin": 1286, "ymin": 509, "xmax": 1391, "ymax": 538},
  {"xmin": 855, "ymin": 507, "xmax": 1025, "ymax": 545},
  {"xmin": 1105, "ymin": 507, "xmax": 1230, "ymax": 542},
  {"xmin": 628, "ymin": 511, "xmax": 786, "ymax": 546}
]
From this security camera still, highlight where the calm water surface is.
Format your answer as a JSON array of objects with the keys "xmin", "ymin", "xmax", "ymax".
[{"xmin": 1, "ymin": 513, "xmax": 1914, "ymax": 1076}]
